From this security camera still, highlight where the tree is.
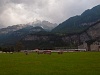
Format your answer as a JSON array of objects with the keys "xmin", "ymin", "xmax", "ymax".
[
  {"xmin": 15, "ymin": 42, "xmax": 24, "ymax": 52},
  {"xmin": 86, "ymin": 39, "xmax": 95, "ymax": 51},
  {"xmin": 0, "ymin": 47, "xmax": 2, "ymax": 51}
]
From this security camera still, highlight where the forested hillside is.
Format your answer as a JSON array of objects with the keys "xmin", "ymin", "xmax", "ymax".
[{"xmin": 52, "ymin": 5, "xmax": 100, "ymax": 34}]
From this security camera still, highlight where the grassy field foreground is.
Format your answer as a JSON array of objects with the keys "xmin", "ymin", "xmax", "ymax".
[{"xmin": 0, "ymin": 52, "xmax": 100, "ymax": 75}]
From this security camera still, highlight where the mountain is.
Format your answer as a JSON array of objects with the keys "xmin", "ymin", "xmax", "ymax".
[
  {"xmin": 0, "ymin": 20, "xmax": 57, "ymax": 46},
  {"xmin": 21, "ymin": 20, "xmax": 100, "ymax": 50},
  {"xmin": 52, "ymin": 5, "xmax": 100, "ymax": 34},
  {"xmin": 28, "ymin": 20, "xmax": 57, "ymax": 31},
  {"xmin": 0, "ymin": 20, "xmax": 57, "ymax": 35},
  {"xmin": 1, "ymin": 5, "xmax": 100, "ymax": 50},
  {"xmin": 0, "ymin": 24, "xmax": 27, "ymax": 34},
  {"xmin": 0, "ymin": 25, "xmax": 45, "ymax": 46}
]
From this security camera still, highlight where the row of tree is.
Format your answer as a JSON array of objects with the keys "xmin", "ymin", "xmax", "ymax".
[{"xmin": 0, "ymin": 42, "xmax": 24, "ymax": 52}]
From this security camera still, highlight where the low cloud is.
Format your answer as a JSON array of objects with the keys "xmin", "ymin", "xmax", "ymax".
[{"xmin": 0, "ymin": 0, "xmax": 100, "ymax": 28}]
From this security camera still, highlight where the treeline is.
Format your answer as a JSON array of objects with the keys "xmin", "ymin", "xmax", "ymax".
[
  {"xmin": 0, "ymin": 47, "xmax": 15, "ymax": 52},
  {"xmin": 22, "ymin": 36, "xmax": 78, "ymax": 50},
  {"xmin": 0, "ymin": 42, "xmax": 24, "ymax": 52}
]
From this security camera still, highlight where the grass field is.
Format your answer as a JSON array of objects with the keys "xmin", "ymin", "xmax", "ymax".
[{"xmin": 0, "ymin": 52, "xmax": 100, "ymax": 75}]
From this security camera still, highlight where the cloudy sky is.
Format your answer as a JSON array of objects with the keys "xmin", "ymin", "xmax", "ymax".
[{"xmin": 0, "ymin": 0, "xmax": 100, "ymax": 28}]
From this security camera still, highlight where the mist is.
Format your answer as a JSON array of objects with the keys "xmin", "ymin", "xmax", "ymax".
[{"xmin": 0, "ymin": 0, "xmax": 100, "ymax": 28}]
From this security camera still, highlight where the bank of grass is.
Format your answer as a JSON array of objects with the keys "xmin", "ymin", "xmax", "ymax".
[{"xmin": 0, "ymin": 52, "xmax": 100, "ymax": 75}]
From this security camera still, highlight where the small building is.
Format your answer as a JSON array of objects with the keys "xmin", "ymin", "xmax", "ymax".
[
  {"xmin": 78, "ymin": 40, "xmax": 100, "ymax": 51},
  {"xmin": 90, "ymin": 41, "xmax": 100, "ymax": 51}
]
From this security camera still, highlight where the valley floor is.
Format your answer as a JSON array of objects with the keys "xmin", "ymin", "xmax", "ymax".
[{"xmin": 0, "ymin": 52, "xmax": 100, "ymax": 75}]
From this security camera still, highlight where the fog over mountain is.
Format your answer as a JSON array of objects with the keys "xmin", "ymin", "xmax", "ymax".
[{"xmin": 0, "ymin": 0, "xmax": 100, "ymax": 28}]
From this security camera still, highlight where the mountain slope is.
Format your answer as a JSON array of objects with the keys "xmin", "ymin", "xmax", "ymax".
[
  {"xmin": 52, "ymin": 5, "xmax": 100, "ymax": 34},
  {"xmin": 0, "ymin": 24, "xmax": 27, "ymax": 34},
  {"xmin": 0, "ymin": 20, "xmax": 56, "ymax": 46},
  {"xmin": 0, "ymin": 25, "xmax": 45, "ymax": 46}
]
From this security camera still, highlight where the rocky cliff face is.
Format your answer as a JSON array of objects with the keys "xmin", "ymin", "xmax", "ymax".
[
  {"xmin": 24, "ymin": 35, "xmax": 49, "ymax": 41},
  {"xmin": 24, "ymin": 21, "xmax": 100, "ymax": 46},
  {"xmin": 1, "ymin": 19, "xmax": 100, "ymax": 49},
  {"xmin": 80, "ymin": 21, "xmax": 100, "ymax": 42},
  {"xmin": 23, "ymin": 20, "xmax": 100, "ymax": 46},
  {"xmin": 61, "ymin": 20, "xmax": 100, "ymax": 44},
  {"xmin": 86, "ymin": 22, "xmax": 100, "ymax": 39}
]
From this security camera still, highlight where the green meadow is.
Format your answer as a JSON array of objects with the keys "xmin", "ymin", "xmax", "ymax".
[{"xmin": 0, "ymin": 52, "xmax": 100, "ymax": 75}]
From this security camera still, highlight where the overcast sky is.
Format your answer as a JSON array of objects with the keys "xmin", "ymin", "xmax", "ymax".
[{"xmin": 0, "ymin": 0, "xmax": 100, "ymax": 28}]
